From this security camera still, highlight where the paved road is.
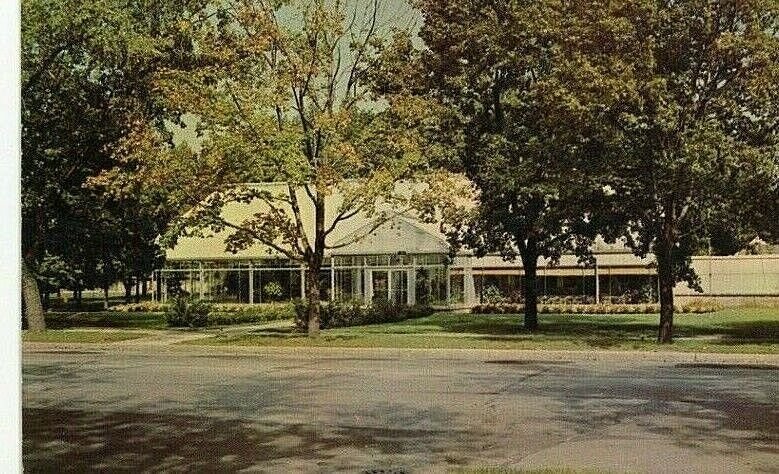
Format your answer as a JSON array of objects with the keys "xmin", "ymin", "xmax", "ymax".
[{"xmin": 22, "ymin": 349, "xmax": 779, "ymax": 473}]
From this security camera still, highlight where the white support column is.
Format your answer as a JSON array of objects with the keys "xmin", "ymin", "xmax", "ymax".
[
  {"xmin": 594, "ymin": 258, "xmax": 600, "ymax": 304},
  {"xmin": 445, "ymin": 265, "xmax": 451, "ymax": 306},
  {"xmin": 257, "ymin": 269, "xmax": 262, "ymax": 304},
  {"xmin": 330, "ymin": 257, "xmax": 335, "ymax": 301},
  {"xmin": 608, "ymin": 266, "xmax": 613, "ymax": 300},
  {"xmin": 300, "ymin": 265, "xmax": 306, "ymax": 298},
  {"xmin": 464, "ymin": 261, "xmax": 476, "ymax": 306},
  {"xmin": 365, "ymin": 269, "xmax": 373, "ymax": 303},
  {"xmin": 352, "ymin": 268, "xmax": 362, "ymax": 300},
  {"xmin": 199, "ymin": 262, "xmax": 204, "ymax": 300},
  {"xmin": 408, "ymin": 256, "xmax": 417, "ymax": 306},
  {"xmin": 249, "ymin": 262, "xmax": 254, "ymax": 304},
  {"xmin": 387, "ymin": 269, "xmax": 393, "ymax": 303}
]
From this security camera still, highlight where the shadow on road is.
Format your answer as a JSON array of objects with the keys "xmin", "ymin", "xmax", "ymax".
[
  {"xmin": 553, "ymin": 366, "xmax": 779, "ymax": 457},
  {"xmin": 23, "ymin": 407, "xmax": 461, "ymax": 472}
]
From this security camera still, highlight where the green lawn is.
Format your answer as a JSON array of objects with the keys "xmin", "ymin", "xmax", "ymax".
[
  {"xmin": 44, "ymin": 311, "xmax": 167, "ymax": 329},
  {"xmin": 190, "ymin": 308, "xmax": 779, "ymax": 353},
  {"xmin": 455, "ymin": 468, "xmax": 604, "ymax": 474},
  {"xmin": 23, "ymin": 330, "xmax": 149, "ymax": 343}
]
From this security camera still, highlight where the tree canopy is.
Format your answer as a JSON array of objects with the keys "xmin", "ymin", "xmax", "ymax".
[
  {"xmin": 100, "ymin": 0, "xmax": 458, "ymax": 336},
  {"xmin": 557, "ymin": 0, "xmax": 779, "ymax": 342},
  {"xmin": 21, "ymin": 0, "xmax": 211, "ymax": 325},
  {"xmin": 385, "ymin": 0, "xmax": 620, "ymax": 329}
]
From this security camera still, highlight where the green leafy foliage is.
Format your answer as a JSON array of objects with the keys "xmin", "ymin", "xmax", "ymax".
[
  {"xmin": 293, "ymin": 299, "xmax": 434, "ymax": 330},
  {"xmin": 165, "ymin": 296, "xmax": 211, "ymax": 328},
  {"xmin": 394, "ymin": 0, "xmax": 620, "ymax": 331},
  {"xmin": 112, "ymin": 301, "xmax": 295, "ymax": 324},
  {"xmin": 21, "ymin": 0, "xmax": 211, "ymax": 314},
  {"xmin": 207, "ymin": 303, "xmax": 295, "ymax": 325},
  {"xmin": 472, "ymin": 302, "xmax": 721, "ymax": 315},
  {"xmin": 556, "ymin": 0, "xmax": 779, "ymax": 341},
  {"xmin": 482, "ymin": 285, "xmax": 506, "ymax": 305},
  {"xmin": 100, "ymin": 0, "xmax": 456, "ymax": 336},
  {"xmin": 262, "ymin": 282, "xmax": 284, "ymax": 301}
]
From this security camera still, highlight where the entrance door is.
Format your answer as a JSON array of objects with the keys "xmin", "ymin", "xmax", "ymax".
[
  {"xmin": 371, "ymin": 269, "xmax": 408, "ymax": 305},
  {"xmin": 371, "ymin": 270, "xmax": 389, "ymax": 303},
  {"xmin": 390, "ymin": 270, "xmax": 408, "ymax": 305}
]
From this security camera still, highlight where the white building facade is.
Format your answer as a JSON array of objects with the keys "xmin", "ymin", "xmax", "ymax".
[{"xmin": 157, "ymin": 185, "xmax": 779, "ymax": 307}]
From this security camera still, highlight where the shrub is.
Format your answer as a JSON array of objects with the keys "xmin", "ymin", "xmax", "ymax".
[
  {"xmin": 539, "ymin": 295, "xmax": 596, "ymax": 305},
  {"xmin": 675, "ymin": 299, "xmax": 722, "ymax": 314},
  {"xmin": 482, "ymin": 285, "xmax": 506, "ymax": 305},
  {"xmin": 293, "ymin": 299, "xmax": 434, "ymax": 330},
  {"xmin": 262, "ymin": 281, "xmax": 284, "ymax": 301},
  {"xmin": 471, "ymin": 302, "xmax": 668, "ymax": 315},
  {"xmin": 166, "ymin": 297, "xmax": 211, "ymax": 328},
  {"xmin": 110, "ymin": 302, "xmax": 169, "ymax": 312},
  {"xmin": 208, "ymin": 303, "xmax": 295, "ymax": 325}
]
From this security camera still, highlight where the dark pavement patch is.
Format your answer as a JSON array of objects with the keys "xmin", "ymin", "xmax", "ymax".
[
  {"xmin": 23, "ymin": 408, "xmax": 470, "ymax": 472},
  {"xmin": 675, "ymin": 363, "xmax": 779, "ymax": 371}
]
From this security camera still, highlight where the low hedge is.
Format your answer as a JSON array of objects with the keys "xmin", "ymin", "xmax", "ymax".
[
  {"xmin": 208, "ymin": 304, "xmax": 295, "ymax": 325},
  {"xmin": 112, "ymin": 301, "xmax": 295, "ymax": 326},
  {"xmin": 166, "ymin": 297, "xmax": 210, "ymax": 328},
  {"xmin": 472, "ymin": 302, "xmax": 721, "ymax": 314},
  {"xmin": 294, "ymin": 299, "xmax": 434, "ymax": 330},
  {"xmin": 111, "ymin": 301, "xmax": 296, "ymax": 315},
  {"xmin": 111, "ymin": 302, "xmax": 169, "ymax": 312}
]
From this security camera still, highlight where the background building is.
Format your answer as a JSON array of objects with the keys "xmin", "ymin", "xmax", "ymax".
[{"xmin": 157, "ymin": 184, "xmax": 779, "ymax": 307}]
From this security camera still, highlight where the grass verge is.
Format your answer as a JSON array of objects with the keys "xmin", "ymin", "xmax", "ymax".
[
  {"xmin": 187, "ymin": 308, "xmax": 779, "ymax": 354},
  {"xmin": 453, "ymin": 468, "xmax": 604, "ymax": 474},
  {"xmin": 23, "ymin": 330, "xmax": 149, "ymax": 343},
  {"xmin": 45, "ymin": 311, "xmax": 167, "ymax": 329},
  {"xmin": 44, "ymin": 309, "xmax": 293, "ymax": 329}
]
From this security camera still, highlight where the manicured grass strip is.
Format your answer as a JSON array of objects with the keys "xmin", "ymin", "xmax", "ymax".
[
  {"xmin": 23, "ymin": 330, "xmax": 149, "ymax": 343},
  {"xmin": 454, "ymin": 468, "xmax": 604, "ymax": 474},
  {"xmin": 45, "ymin": 311, "xmax": 167, "ymax": 329},
  {"xmin": 187, "ymin": 308, "xmax": 779, "ymax": 354},
  {"xmin": 369, "ymin": 309, "xmax": 779, "ymax": 340},
  {"xmin": 188, "ymin": 332, "xmax": 779, "ymax": 353},
  {"xmin": 44, "ymin": 310, "xmax": 294, "ymax": 329}
]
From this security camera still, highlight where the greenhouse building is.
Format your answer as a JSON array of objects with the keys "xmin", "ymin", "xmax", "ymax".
[{"xmin": 156, "ymin": 183, "xmax": 779, "ymax": 308}]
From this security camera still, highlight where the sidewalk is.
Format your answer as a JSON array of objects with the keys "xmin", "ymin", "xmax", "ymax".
[{"xmin": 22, "ymin": 329, "xmax": 779, "ymax": 366}]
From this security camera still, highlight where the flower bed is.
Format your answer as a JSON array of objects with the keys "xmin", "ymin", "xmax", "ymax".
[
  {"xmin": 294, "ymin": 299, "xmax": 435, "ymax": 330},
  {"xmin": 472, "ymin": 301, "xmax": 721, "ymax": 314},
  {"xmin": 111, "ymin": 301, "xmax": 296, "ymax": 325}
]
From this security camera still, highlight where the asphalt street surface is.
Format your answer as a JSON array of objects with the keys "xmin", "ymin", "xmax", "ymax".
[{"xmin": 22, "ymin": 349, "xmax": 779, "ymax": 473}]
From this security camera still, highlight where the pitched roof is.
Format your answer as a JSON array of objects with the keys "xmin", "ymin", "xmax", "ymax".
[{"xmin": 165, "ymin": 182, "xmax": 450, "ymax": 260}]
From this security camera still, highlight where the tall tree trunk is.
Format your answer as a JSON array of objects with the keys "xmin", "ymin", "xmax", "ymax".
[
  {"xmin": 306, "ymin": 268, "xmax": 321, "ymax": 337},
  {"xmin": 74, "ymin": 284, "xmax": 82, "ymax": 305},
  {"xmin": 103, "ymin": 283, "xmax": 110, "ymax": 310},
  {"xmin": 134, "ymin": 276, "xmax": 141, "ymax": 303},
  {"xmin": 520, "ymin": 248, "xmax": 539, "ymax": 331},
  {"xmin": 142, "ymin": 279, "xmax": 148, "ymax": 297},
  {"xmin": 655, "ymin": 215, "xmax": 676, "ymax": 344},
  {"xmin": 22, "ymin": 262, "xmax": 46, "ymax": 331},
  {"xmin": 656, "ymin": 222, "xmax": 675, "ymax": 343},
  {"xmin": 124, "ymin": 278, "xmax": 132, "ymax": 303},
  {"xmin": 307, "ymin": 192, "xmax": 326, "ymax": 337}
]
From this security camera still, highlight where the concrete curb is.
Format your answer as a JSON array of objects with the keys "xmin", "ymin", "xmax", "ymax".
[{"xmin": 22, "ymin": 340, "xmax": 779, "ymax": 366}]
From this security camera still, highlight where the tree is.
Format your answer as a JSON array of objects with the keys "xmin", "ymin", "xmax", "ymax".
[
  {"xmin": 104, "ymin": 0, "xmax": 450, "ymax": 336},
  {"xmin": 396, "ymin": 0, "xmax": 616, "ymax": 330},
  {"xmin": 22, "ymin": 0, "xmax": 210, "ymax": 325},
  {"xmin": 563, "ymin": 0, "xmax": 779, "ymax": 342}
]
